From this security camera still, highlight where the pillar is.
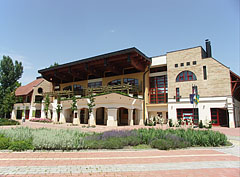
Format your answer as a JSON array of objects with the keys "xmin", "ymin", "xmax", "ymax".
[
  {"xmin": 88, "ymin": 108, "xmax": 96, "ymax": 126},
  {"xmin": 73, "ymin": 110, "xmax": 80, "ymax": 125},
  {"xmin": 84, "ymin": 109, "xmax": 88, "ymax": 124},
  {"xmin": 104, "ymin": 108, "xmax": 108, "ymax": 125},
  {"xmin": 228, "ymin": 107, "xmax": 235, "ymax": 128},
  {"xmin": 41, "ymin": 101, "xmax": 46, "ymax": 118},
  {"xmin": 128, "ymin": 109, "xmax": 134, "ymax": 126},
  {"xmin": 59, "ymin": 109, "xmax": 66, "ymax": 123},
  {"xmin": 11, "ymin": 109, "xmax": 17, "ymax": 120},
  {"xmin": 52, "ymin": 109, "xmax": 58, "ymax": 122},
  {"xmin": 107, "ymin": 108, "xmax": 118, "ymax": 126},
  {"xmin": 138, "ymin": 110, "xmax": 144, "ymax": 125}
]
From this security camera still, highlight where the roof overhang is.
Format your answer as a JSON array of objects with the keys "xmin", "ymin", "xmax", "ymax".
[
  {"xmin": 38, "ymin": 47, "xmax": 151, "ymax": 83},
  {"xmin": 230, "ymin": 71, "xmax": 240, "ymax": 101}
]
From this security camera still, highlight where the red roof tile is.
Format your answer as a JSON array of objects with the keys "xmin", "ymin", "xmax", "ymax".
[{"xmin": 15, "ymin": 78, "xmax": 44, "ymax": 96}]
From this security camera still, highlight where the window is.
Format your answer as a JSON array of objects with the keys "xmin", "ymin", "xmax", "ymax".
[
  {"xmin": 73, "ymin": 84, "xmax": 83, "ymax": 95},
  {"xmin": 203, "ymin": 66, "xmax": 207, "ymax": 80},
  {"xmin": 63, "ymin": 85, "xmax": 72, "ymax": 91},
  {"xmin": 88, "ymin": 81, "xmax": 102, "ymax": 88},
  {"xmin": 176, "ymin": 71, "xmax": 197, "ymax": 82},
  {"xmin": 35, "ymin": 96, "xmax": 43, "ymax": 103},
  {"xmin": 180, "ymin": 63, "xmax": 184, "ymax": 67},
  {"xmin": 176, "ymin": 88, "xmax": 180, "ymax": 102},
  {"xmin": 108, "ymin": 79, "xmax": 121, "ymax": 86},
  {"xmin": 123, "ymin": 78, "xmax": 138, "ymax": 86},
  {"xmin": 186, "ymin": 62, "xmax": 190, "ymax": 66},
  {"xmin": 175, "ymin": 64, "xmax": 178, "ymax": 68},
  {"xmin": 38, "ymin": 88, "xmax": 43, "ymax": 94},
  {"xmin": 193, "ymin": 61, "xmax": 197, "ymax": 65},
  {"xmin": 150, "ymin": 66, "xmax": 167, "ymax": 73},
  {"xmin": 149, "ymin": 75, "xmax": 168, "ymax": 103},
  {"xmin": 177, "ymin": 109, "xmax": 199, "ymax": 125}
]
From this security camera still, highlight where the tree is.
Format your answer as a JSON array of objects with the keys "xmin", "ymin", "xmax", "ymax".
[
  {"xmin": 0, "ymin": 56, "xmax": 23, "ymax": 118},
  {"xmin": 49, "ymin": 62, "xmax": 59, "ymax": 68},
  {"xmin": 87, "ymin": 90, "xmax": 95, "ymax": 118},
  {"xmin": 71, "ymin": 95, "xmax": 77, "ymax": 112},
  {"xmin": 56, "ymin": 95, "xmax": 62, "ymax": 121},
  {"xmin": 44, "ymin": 94, "xmax": 50, "ymax": 119}
]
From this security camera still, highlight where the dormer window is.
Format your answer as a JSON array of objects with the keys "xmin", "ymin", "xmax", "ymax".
[{"xmin": 176, "ymin": 71, "xmax": 197, "ymax": 82}]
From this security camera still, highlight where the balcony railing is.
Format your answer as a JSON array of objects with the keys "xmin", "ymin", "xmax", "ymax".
[{"xmin": 43, "ymin": 84, "xmax": 142, "ymax": 99}]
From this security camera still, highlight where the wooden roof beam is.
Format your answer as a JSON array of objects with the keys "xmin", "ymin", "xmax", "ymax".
[{"xmin": 130, "ymin": 57, "xmax": 146, "ymax": 72}]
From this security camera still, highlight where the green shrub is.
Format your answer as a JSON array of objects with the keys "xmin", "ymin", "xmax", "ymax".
[
  {"xmin": 151, "ymin": 139, "xmax": 173, "ymax": 150},
  {"xmin": 199, "ymin": 120, "xmax": 203, "ymax": 128},
  {"xmin": 8, "ymin": 140, "xmax": 33, "ymax": 151},
  {"xmin": 0, "ymin": 118, "xmax": 20, "ymax": 126},
  {"xmin": 0, "ymin": 136, "xmax": 10, "ymax": 149},
  {"xmin": 169, "ymin": 119, "xmax": 173, "ymax": 127}
]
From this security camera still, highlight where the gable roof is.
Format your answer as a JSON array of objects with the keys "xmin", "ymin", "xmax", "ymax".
[{"xmin": 15, "ymin": 78, "xmax": 44, "ymax": 96}]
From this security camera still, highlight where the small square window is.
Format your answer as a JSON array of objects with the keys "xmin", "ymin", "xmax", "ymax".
[
  {"xmin": 193, "ymin": 61, "xmax": 197, "ymax": 65},
  {"xmin": 175, "ymin": 64, "xmax": 178, "ymax": 68},
  {"xmin": 181, "ymin": 63, "xmax": 184, "ymax": 67},
  {"xmin": 187, "ymin": 62, "xmax": 190, "ymax": 66}
]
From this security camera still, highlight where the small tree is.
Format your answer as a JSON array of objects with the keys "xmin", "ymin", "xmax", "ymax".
[
  {"xmin": 87, "ymin": 90, "xmax": 95, "ymax": 118},
  {"xmin": 71, "ymin": 95, "xmax": 77, "ymax": 112},
  {"xmin": 44, "ymin": 94, "xmax": 50, "ymax": 119},
  {"xmin": 56, "ymin": 95, "xmax": 62, "ymax": 120}
]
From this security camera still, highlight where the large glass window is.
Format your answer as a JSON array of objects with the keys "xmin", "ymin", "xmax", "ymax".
[
  {"xmin": 63, "ymin": 85, "xmax": 72, "ymax": 91},
  {"xmin": 176, "ymin": 71, "xmax": 197, "ymax": 82},
  {"xmin": 149, "ymin": 75, "xmax": 168, "ymax": 103},
  {"xmin": 88, "ymin": 81, "xmax": 102, "ymax": 88},
  {"xmin": 123, "ymin": 78, "xmax": 139, "ymax": 86},
  {"xmin": 108, "ymin": 79, "xmax": 121, "ymax": 86},
  {"xmin": 177, "ymin": 108, "xmax": 199, "ymax": 125},
  {"xmin": 73, "ymin": 84, "xmax": 83, "ymax": 95}
]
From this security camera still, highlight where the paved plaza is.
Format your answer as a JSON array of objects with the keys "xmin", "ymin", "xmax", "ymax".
[{"xmin": 0, "ymin": 122, "xmax": 239, "ymax": 176}]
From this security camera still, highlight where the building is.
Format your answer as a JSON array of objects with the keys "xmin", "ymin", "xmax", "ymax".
[
  {"xmin": 11, "ymin": 78, "xmax": 52, "ymax": 120},
  {"xmin": 12, "ymin": 40, "xmax": 240, "ymax": 128}
]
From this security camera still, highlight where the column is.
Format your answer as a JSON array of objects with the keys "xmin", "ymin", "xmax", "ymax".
[
  {"xmin": 107, "ymin": 108, "xmax": 118, "ymax": 126},
  {"xmin": 104, "ymin": 108, "xmax": 108, "ymax": 125},
  {"xmin": 59, "ymin": 109, "xmax": 66, "ymax": 123},
  {"xmin": 84, "ymin": 109, "xmax": 88, "ymax": 124},
  {"xmin": 41, "ymin": 101, "xmax": 46, "ymax": 118},
  {"xmin": 88, "ymin": 108, "xmax": 96, "ymax": 126},
  {"xmin": 128, "ymin": 109, "xmax": 134, "ymax": 126},
  {"xmin": 52, "ymin": 109, "xmax": 58, "ymax": 122},
  {"xmin": 228, "ymin": 107, "xmax": 235, "ymax": 128},
  {"xmin": 11, "ymin": 109, "xmax": 17, "ymax": 120},
  {"xmin": 73, "ymin": 110, "xmax": 80, "ymax": 125},
  {"xmin": 138, "ymin": 110, "xmax": 144, "ymax": 125}
]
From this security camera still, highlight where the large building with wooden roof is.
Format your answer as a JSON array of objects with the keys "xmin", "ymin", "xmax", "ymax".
[{"xmin": 12, "ymin": 41, "xmax": 240, "ymax": 128}]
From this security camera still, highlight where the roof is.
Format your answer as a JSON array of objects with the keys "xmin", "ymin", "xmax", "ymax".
[
  {"xmin": 15, "ymin": 78, "xmax": 44, "ymax": 96},
  {"xmin": 38, "ymin": 47, "xmax": 151, "ymax": 73}
]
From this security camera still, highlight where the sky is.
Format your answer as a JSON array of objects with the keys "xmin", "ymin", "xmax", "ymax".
[{"xmin": 0, "ymin": 0, "xmax": 239, "ymax": 85}]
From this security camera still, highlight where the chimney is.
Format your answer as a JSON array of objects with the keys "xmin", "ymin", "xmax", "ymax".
[{"xmin": 205, "ymin": 39, "xmax": 212, "ymax": 58}]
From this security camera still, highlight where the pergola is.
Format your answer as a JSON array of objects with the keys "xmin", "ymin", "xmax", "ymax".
[
  {"xmin": 38, "ymin": 47, "xmax": 151, "ymax": 84},
  {"xmin": 231, "ymin": 71, "xmax": 240, "ymax": 101}
]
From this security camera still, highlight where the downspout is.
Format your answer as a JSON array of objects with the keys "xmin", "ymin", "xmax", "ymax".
[{"xmin": 143, "ymin": 63, "xmax": 151, "ymax": 125}]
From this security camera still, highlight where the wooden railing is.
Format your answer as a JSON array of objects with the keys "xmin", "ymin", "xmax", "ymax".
[{"xmin": 43, "ymin": 84, "xmax": 142, "ymax": 98}]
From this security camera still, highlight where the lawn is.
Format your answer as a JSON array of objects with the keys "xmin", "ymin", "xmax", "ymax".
[{"xmin": 0, "ymin": 127, "xmax": 229, "ymax": 151}]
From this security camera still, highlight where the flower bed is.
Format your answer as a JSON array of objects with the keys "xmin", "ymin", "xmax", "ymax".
[
  {"xmin": 0, "ymin": 118, "xmax": 20, "ymax": 126},
  {"xmin": 0, "ymin": 127, "xmax": 229, "ymax": 151},
  {"xmin": 30, "ymin": 118, "xmax": 52, "ymax": 123}
]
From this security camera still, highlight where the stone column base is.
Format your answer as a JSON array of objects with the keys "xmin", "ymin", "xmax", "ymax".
[
  {"xmin": 107, "ymin": 119, "xmax": 117, "ymax": 126},
  {"xmin": 73, "ymin": 118, "xmax": 80, "ymax": 125}
]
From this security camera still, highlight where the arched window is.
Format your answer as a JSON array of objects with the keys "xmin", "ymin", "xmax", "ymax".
[
  {"xmin": 108, "ymin": 79, "xmax": 121, "ymax": 86},
  {"xmin": 176, "ymin": 71, "xmax": 197, "ymax": 82},
  {"xmin": 63, "ymin": 85, "xmax": 72, "ymax": 91},
  {"xmin": 123, "ymin": 78, "xmax": 139, "ymax": 86}
]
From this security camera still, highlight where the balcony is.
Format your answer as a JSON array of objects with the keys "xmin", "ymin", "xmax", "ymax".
[{"xmin": 44, "ymin": 84, "xmax": 142, "ymax": 100}]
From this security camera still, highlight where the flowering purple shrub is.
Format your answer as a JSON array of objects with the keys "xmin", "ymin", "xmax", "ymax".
[{"xmin": 30, "ymin": 118, "xmax": 52, "ymax": 123}]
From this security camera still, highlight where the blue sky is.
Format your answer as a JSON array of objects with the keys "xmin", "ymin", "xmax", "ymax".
[{"xmin": 0, "ymin": 0, "xmax": 239, "ymax": 85}]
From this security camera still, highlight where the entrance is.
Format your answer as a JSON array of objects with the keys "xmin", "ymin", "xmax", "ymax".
[
  {"xmin": 16, "ymin": 110, "xmax": 22, "ymax": 119},
  {"xmin": 96, "ymin": 107, "xmax": 105, "ymax": 125},
  {"xmin": 25, "ymin": 110, "xmax": 30, "ymax": 119},
  {"xmin": 211, "ymin": 108, "xmax": 229, "ymax": 127},
  {"xmin": 177, "ymin": 108, "xmax": 199, "ymax": 125},
  {"xmin": 118, "ymin": 108, "xmax": 128, "ymax": 126}
]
